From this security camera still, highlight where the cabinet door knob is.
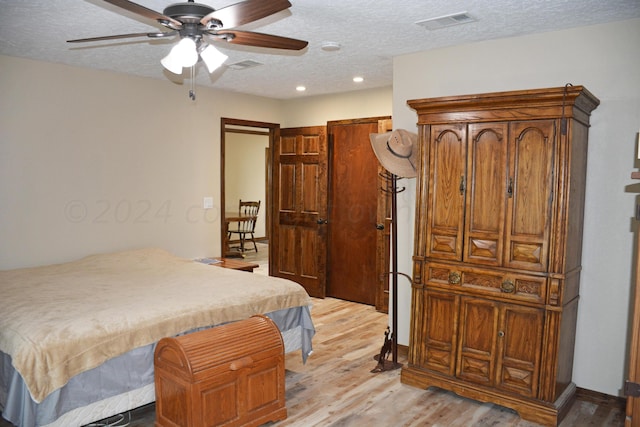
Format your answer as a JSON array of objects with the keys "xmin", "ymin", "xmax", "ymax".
[
  {"xmin": 376, "ymin": 223, "xmax": 385, "ymax": 230},
  {"xmin": 501, "ymin": 279, "xmax": 515, "ymax": 293},
  {"xmin": 498, "ymin": 331, "xmax": 505, "ymax": 338},
  {"xmin": 449, "ymin": 272, "xmax": 461, "ymax": 285}
]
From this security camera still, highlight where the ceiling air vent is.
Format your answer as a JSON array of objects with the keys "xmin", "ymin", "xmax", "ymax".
[
  {"xmin": 415, "ymin": 12, "xmax": 476, "ymax": 30},
  {"xmin": 227, "ymin": 60, "xmax": 263, "ymax": 70}
]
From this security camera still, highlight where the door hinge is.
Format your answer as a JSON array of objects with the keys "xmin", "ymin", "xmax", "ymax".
[{"xmin": 625, "ymin": 380, "xmax": 640, "ymax": 397}]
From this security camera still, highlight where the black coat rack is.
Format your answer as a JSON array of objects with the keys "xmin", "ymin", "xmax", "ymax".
[{"xmin": 372, "ymin": 170, "xmax": 411, "ymax": 372}]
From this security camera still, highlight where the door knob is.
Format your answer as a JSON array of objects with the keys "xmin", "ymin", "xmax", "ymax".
[{"xmin": 376, "ymin": 224, "xmax": 385, "ymax": 230}]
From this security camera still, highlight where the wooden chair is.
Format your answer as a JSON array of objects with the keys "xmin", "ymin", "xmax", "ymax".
[{"xmin": 228, "ymin": 200, "xmax": 260, "ymax": 253}]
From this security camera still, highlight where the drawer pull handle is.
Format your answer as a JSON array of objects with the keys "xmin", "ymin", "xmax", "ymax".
[
  {"xmin": 448, "ymin": 272, "xmax": 461, "ymax": 285},
  {"xmin": 498, "ymin": 331, "xmax": 505, "ymax": 338},
  {"xmin": 501, "ymin": 280, "xmax": 515, "ymax": 293},
  {"xmin": 229, "ymin": 356, "xmax": 254, "ymax": 371},
  {"xmin": 507, "ymin": 178, "xmax": 514, "ymax": 198}
]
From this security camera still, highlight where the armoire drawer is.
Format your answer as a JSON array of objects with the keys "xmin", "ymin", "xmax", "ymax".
[{"xmin": 424, "ymin": 262, "xmax": 547, "ymax": 305}]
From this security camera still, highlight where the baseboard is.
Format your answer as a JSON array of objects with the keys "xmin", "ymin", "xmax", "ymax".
[
  {"xmin": 397, "ymin": 344, "xmax": 408, "ymax": 358},
  {"xmin": 575, "ymin": 387, "xmax": 626, "ymax": 410}
]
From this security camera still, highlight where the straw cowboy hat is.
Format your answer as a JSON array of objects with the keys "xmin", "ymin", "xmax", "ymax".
[{"xmin": 369, "ymin": 129, "xmax": 418, "ymax": 178}]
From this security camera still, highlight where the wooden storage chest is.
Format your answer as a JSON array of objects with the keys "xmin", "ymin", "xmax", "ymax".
[{"xmin": 154, "ymin": 315, "xmax": 287, "ymax": 427}]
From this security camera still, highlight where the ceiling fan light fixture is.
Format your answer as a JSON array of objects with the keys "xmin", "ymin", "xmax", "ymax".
[
  {"xmin": 161, "ymin": 53, "xmax": 183, "ymax": 74},
  {"xmin": 161, "ymin": 37, "xmax": 198, "ymax": 74},
  {"xmin": 200, "ymin": 44, "xmax": 228, "ymax": 73}
]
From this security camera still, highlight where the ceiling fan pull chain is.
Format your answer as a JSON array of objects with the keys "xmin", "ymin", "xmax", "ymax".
[{"xmin": 189, "ymin": 65, "xmax": 196, "ymax": 101}]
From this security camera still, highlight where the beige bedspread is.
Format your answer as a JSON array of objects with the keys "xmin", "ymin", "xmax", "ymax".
[{"xmin": 0, "ymin": 248, "xmax": 311, "ymax": 403}]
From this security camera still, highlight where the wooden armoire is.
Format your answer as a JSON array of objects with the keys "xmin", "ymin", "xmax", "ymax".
[{"xmin": 400, "ymin": 86, "xmax": 599, "ymax": 426}]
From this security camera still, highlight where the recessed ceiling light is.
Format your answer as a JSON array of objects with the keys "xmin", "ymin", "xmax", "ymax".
[
  {"xmin": 321, "ymin": 41, "xmax": 341, "ymax": 52},
  {"xmin": 296, "ymin": 85, "xmax": 306, "ymax": 92},
  {"xmin": 353, "ymin": 76, "xmax": 364, "ymax": 83}
]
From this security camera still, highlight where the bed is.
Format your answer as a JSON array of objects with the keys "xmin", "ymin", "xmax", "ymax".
[{"xmin": 0, "ymin": 248, "xmax": 315, "ymax": 427}]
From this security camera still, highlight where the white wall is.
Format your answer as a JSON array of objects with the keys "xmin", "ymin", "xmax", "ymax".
[
  {"xmin": 225, "ymin": 132, "xmax": 268, "ymax": 238},
  {"xmin": 281, "ymin": 86, "xmax": 392, "ymax": 127},
  {"xmin": 0, "ymin": 55, "xmax": 283, "ymax": 268},
  {"xmin": 393, "ymin": 18, "xmax": 640, "ymax": 396},
  {"xmin": 0, "ymin": 56, "xmax": 392, "ymax": 270}
]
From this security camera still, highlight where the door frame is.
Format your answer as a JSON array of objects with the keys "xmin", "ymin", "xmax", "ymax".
[{"xmin": 220, "ymin": 118, "xmax": 279, "ymax": 257}]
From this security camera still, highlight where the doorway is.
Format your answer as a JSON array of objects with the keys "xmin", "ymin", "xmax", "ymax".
[
  {"xmin": 224, "ymin": 116, "xmax": 392, "ymax": 310},
  {"xmin": 220, "ymin": 118, "xmax": 278, "ymax": 262}
]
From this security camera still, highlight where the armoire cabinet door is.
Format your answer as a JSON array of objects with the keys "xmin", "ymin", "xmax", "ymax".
[
  {"xmin": 456, "ymin": 297, "xmax": 500, "ymax": 386},
  {"xmin": 419, "ymin": 290, "xmax": 459, "ymax": 376},
  {"xmin": 464, "ymin": 123, "xmax": 509, "ymax": 266},
  {"xmin": 456, "ymin": 296, "xmax": 544, "ymax": 396},
  {"xmin": 426, "ymin": 124, "xmax": 467, "ymax": 261},
  {"xmin": 504, "ymin": 120, "xmax": 556, "ymax": 272},
  {"xmin": 495, "ymin": 303, "xmax": 544, "ymax": 398}
]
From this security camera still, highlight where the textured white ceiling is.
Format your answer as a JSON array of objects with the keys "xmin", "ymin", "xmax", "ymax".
[{"xmin": 1, "ymin": 0, "xmax": 639, "ymax": 99}]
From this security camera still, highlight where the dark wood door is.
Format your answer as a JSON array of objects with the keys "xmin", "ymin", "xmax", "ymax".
[
  {"xmin": 271, "ymin": 126, "xmax": 328, "ymax": 298},
  {"xmin": 327, "ymin": 117, "xmax": 390, "ymax": 305}
]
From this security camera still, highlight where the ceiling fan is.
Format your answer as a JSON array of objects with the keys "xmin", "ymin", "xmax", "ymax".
[{"xmin": 68, "ymin": 0, "xmax": 308, "ymax": 98}]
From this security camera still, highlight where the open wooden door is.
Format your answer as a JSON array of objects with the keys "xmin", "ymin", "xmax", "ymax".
[
  {"xmin": 626, "ymin": 171, "xmax": 640, "ymax": 427},
  {"xmin": 327, "ymin": 116, "xmax": 392, "ymax": 306},
  {"xmin": 271, "ymin": 126, "xmax": 328, "ymax": 298}
]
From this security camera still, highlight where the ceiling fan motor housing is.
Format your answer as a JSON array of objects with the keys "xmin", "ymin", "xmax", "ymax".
[
  {"xmin": 163, "ymin": 2, "xmax": 221, "ymax": 40},
  {"xmin": 163, "ymin": 2, "xmax": 214, "ymax": 22}
]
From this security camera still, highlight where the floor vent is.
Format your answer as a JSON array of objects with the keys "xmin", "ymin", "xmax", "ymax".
[
  {"xmin": 227, "ymin": 60, "xmax": 263, "ymax": 70},
  {"xmin": 415, "ymin": 12, "xmax": 476, "ymax": 30}
]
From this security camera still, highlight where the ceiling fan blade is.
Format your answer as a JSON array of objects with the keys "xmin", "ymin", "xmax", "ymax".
[
  {"xmin": 101, "ymin": 0, "xmax": 182, "ymax": 28},
  {"xmin": 67, "ymin": 31, "xmax": 176, "ymax": 43},
  {"xmin": 213, "ymin": 30, "xmax": 307, "ymax": 50},
  {"xmin": 201, "ymin": 0, "xmax": 291, "ymax": 29}
]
